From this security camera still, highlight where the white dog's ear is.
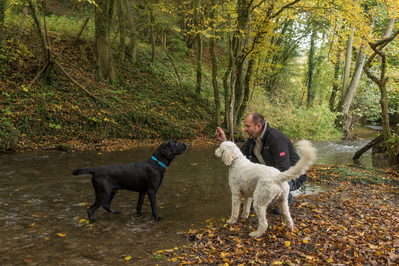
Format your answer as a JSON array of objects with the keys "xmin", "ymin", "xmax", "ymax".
[
  {"xmin": 221, "ymin": 146, "xmax": 235, "ymax": 165},
  {"xmin": 215, "ymin": 147, "xmax": 222, "ymax": 158}
]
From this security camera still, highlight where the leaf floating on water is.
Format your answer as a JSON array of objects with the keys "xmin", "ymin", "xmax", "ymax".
[
  {"xmin": 23, "ymin": 259, "xmax": 33, "ymax": 263},
  {"xmin": 58, "ymin": 233, "xmax": 66, "ymax": 237},
  {"xmin": 79, "ymin": 219, "xmax": 90, "ymax": 224},
  {"xmin": 155, "ymin": 254, "xmax": 164, "ymax": 260},
  {"xmin": 124, "ymin": 256, "xmax": 131, "ymax": 261},
  {"xmin": 53, "ymin": 199, "xmax": 65, "ymax": 202}
]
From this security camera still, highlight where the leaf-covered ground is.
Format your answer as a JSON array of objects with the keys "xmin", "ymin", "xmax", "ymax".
[{"xmin": 153, "ymin": 165, "xmax": 399, "ymax": 265}]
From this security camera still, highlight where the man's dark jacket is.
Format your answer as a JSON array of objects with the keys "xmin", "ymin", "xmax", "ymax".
[{"xmin": 240, "ymin": 123, "xmax": 306, "ymax": 191}]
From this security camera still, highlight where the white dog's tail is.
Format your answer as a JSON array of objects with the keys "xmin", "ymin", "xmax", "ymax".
[{"xmin": 276, "ymin": 140, "xmax": 317, "ymax": 184}]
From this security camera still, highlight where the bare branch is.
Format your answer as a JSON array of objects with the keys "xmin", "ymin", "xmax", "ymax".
[
  {"xmin": 55, "ymin": 59, "xmax": 98, "ymax": 100},
  {"xmin": 157, "ymin": 36, "xmax": 186, "ymax": 102},
  {"xmin": 271, "ymin": 0, "xmax": 301, "ymax": 19}
]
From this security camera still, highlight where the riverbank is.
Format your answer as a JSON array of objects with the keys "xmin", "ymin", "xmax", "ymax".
[{"xmin": 154, "ymin": 165, "xmax": 399, "ymax": 265}]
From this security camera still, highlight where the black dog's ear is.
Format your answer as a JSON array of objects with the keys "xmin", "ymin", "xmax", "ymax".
[{"xmin": 161, "ymin": 141, "xmax": 173, "ymax": 158}]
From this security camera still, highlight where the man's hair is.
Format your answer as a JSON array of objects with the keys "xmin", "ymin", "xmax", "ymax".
[{"xmin": 252, "ymin": 113, "xmax": 265, "ymax": 127}]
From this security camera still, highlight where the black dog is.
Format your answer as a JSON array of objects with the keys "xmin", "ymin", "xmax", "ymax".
[{"xmin": 73, "ymin": 140, "xmax": 188, "ymax": 223}]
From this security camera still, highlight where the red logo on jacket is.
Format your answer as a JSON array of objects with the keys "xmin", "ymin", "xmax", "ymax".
[{"xmin": 279, "ymin": 152, "xmax": 286, "ymax": 157}]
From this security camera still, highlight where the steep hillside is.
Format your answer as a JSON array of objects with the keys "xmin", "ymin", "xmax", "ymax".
[{"xmin": 0, "ymin": 23, "xmax": 218, "ymax": 152}]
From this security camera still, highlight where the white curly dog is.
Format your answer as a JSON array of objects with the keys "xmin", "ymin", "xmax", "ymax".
[{"xmin": 215, "ymin": 140, "xmax": 316, "ymax": 237}]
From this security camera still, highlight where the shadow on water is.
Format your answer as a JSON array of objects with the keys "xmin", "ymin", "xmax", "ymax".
[{"xmin": 0, "ymin": 132, "xmax": 379, "ymax": 265}]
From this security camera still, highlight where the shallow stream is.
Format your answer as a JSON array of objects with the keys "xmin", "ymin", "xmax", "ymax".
[{"xmin": 0, "ymin": 130, "xmax": 379, "ymax": 265}]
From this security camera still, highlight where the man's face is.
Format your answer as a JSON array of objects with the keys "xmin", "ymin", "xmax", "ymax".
[{"xmin": 244, "ymin": 115, "xmax": 262, "ymax": 139}]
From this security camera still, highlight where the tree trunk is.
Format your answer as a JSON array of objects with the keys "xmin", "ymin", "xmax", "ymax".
[
  {"xmin": 341, "ymin": 48, "xmax": 366, "ymax": 136},
  {"xmin": 158, "ymin": 36, "xmax": 186, "ymax": 101},
  {"xmin": 236, "ymin": 56, "xmax": 254, "ymax": 127},
  {"xmin": 0, "ymin": 0, "xmax": 5, "ymax": 42},
  {"xmin": 340, "ymin": 36, "xmax": 353, "ymax": 108},
  {"xmin": 17, "ymin": 7, "xmax": 29, "ymax": 42},
  {"xmin": 230, "ymin": 0, "xmax": 249, "ymax": 130},
  {"xmin": 209, "ymin": 3, "xmax": 220, "ymax": 127},
  {"xmin": 95, "ymin": 0, "xmax": 115, "ymax": 80},
  {"xmin": 117, "ymin": 0, "xmax": 125, "ymax": 60},
  {"xmin": 223, "ymin": 61, "xmax": 232, "ymax": 129},
  {"xmin": 329, "ymin": 50, "xmax": 341, "ymax": 112},
  {"xmin": 363, "ymin": 24, "xmax": 399, "ymax": 165},
  {"xmin": 353, "ymin": 135, "xmax": 384, "ymax": 160},
  {"xmin": 335, "ymin": 35, "xmax": 353, "ymax": 127},
  {"xmin": 27, "ymin": 0, "xmax": 48, "ymax": 57},
  {"xmin": 233, "ymin": 56, "xmax": 246, "ymax": 129},
  {"xmin": 306, "ymin": 29, "xmax": 316, "ymax": 108},
  {"xmin": 125, "ymin": 0, "xmax": 137, "ymax": 64},
  {"xmin": 227, "ymin": 15, "xmax": 237, "ymax": 141},
  {"xmin": 149, "ymin": 8, "xmax": 156, "ymax": 68},
  {"xmin": 194, "ymin": 0, "xmax": 202, "ymax": 95}
]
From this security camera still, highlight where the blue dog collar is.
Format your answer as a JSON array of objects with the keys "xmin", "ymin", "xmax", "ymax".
[{"xmin": 152, "ymin": 156, "xmax": 167, "ymax": 169}]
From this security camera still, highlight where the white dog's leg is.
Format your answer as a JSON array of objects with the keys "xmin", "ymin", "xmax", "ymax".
[
  {"xmin": 249, "ymin": 200, "xmax": 270, "ymax": 238},
  {"xmin": 241, "ymin": 197, "xmax": 252, "ymax": 219},
  {"xmin": 227, "ymin": 193, "xmax": 241, "ymax": 224},
  {"xmin": 276, "ymin": 199, "xmax": 294, "ymax": 231}
]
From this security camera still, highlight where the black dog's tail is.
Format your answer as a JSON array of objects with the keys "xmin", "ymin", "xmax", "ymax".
[{"xmin": 73, "ymin": 167, "xmax": 97, "ymax": 176}]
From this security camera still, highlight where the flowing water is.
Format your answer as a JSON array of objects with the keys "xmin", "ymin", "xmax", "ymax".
[{"xmin": 0, "ymin": 131, "xmax": 380, "ymax": 265}]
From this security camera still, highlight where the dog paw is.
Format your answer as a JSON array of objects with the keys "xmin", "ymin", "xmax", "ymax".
[{"xmin": 226, "ymin": 219, "xmax": 236, "ymax": 224}]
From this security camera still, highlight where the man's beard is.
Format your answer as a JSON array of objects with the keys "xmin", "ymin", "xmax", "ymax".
[{"xmin": 247, "ymin": 132, "xmax": 255, "ymax": 138}]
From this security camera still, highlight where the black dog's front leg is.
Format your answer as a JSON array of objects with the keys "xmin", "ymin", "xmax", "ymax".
[
  {"xmin": 136, "ymin": 192, "xmax": 146, "ymax": 215},
  {"xmin": 148, "ymin": 192, "xmax": 160, "ymax": 220}
]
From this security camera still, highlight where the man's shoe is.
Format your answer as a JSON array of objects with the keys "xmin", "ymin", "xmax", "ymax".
[{"xmin": 273, "ymin": 207, "xmax": 282, "ymax": 215}]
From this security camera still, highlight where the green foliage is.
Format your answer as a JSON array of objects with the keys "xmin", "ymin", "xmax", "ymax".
[
  {"xmin": 0, "ymin": 0, "xmax": 7, "ymax": 26},
  {"xmin": 0, "ymin": 40, "xmax": 34, "ymax": 69},
  {"xmin": 331, "ymin": 166, "xmax": 385, "ymax": 184},
  {"xmin": 277, "ymin": 106, "xmax": 342, "ymax": 141},
  {"xmin": 247, "ymin": 91, "xmax": 342, "ymax": 142},
  {"xmin": 351, "ymin": 81, "xmax": 381, "ymax": 123}
]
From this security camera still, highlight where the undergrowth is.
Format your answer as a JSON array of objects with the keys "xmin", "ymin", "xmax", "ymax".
[
  {"xmin": 247, "ymin": 91, "xmax": 342, "ymax": 141},
  {"xmin": 0, "ymin": 24, "xmax": 215, "ymax": 151}
]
